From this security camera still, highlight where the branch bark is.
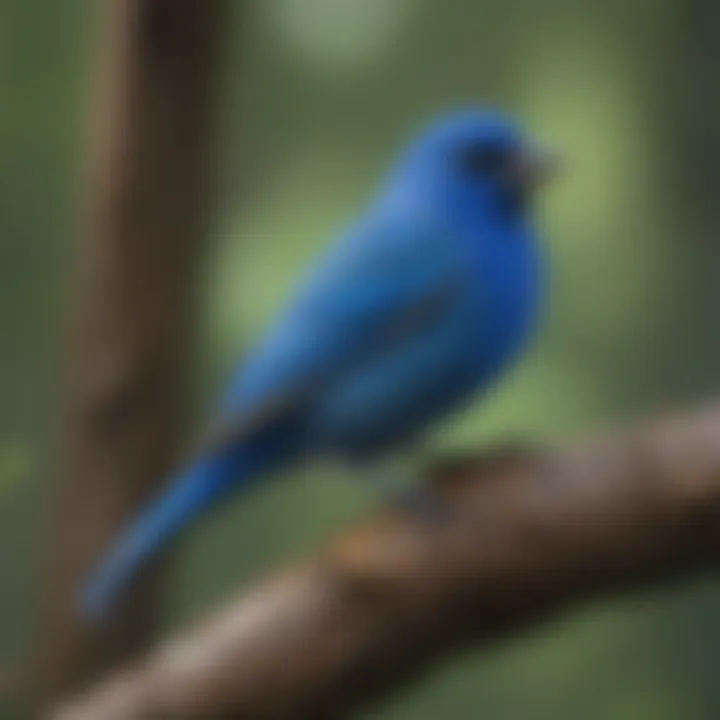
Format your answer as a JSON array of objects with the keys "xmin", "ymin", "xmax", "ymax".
[
  {"xmin": 37, "ymin": 0, "xmax": 227, "ymax": 705},
  {"xmin": 52, "ymin": 404, "xmax": 720, "ymax": 720}
]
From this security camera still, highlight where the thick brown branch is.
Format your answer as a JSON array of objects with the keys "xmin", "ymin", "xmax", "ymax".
[{"xmin": 53, "ymin": 405, "xmax": 720, "ymax": 719}]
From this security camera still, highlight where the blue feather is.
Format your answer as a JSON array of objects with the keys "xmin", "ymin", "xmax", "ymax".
[{"xmin": 81, "ymin": 439, "xmax": 285, "ymax": 621}]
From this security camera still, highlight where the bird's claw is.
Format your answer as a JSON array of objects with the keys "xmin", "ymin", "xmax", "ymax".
[{"xmin": 389, "ymin": 486, "xmax": 449, "ymax": 527}]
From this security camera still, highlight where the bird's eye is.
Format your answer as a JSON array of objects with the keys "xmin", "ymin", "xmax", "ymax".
[{"xmin": 456, "ymin": 144, "xmax": 510, "ymax": 177}]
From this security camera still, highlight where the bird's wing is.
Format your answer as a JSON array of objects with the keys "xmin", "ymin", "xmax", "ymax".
[{"xmin": 198, "ymin": 218, "xmax": 469, "ymax": 457}]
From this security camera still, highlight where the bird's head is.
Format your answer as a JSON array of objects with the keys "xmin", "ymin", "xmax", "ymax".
[{"xmin": 389, "ymin": 108, "xmax": 560, "ymax": 226}]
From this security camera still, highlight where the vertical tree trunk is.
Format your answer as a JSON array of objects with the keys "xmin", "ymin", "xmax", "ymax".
[{"xmin": 37, "ymin": 0, "xmax": 227, "ymax": 705}]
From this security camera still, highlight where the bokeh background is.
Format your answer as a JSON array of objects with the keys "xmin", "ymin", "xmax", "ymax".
[{"xmin": 3, "ymin": 1, "xmax": 720, "ymax": 717}]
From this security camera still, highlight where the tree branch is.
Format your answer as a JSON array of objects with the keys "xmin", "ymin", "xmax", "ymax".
[{"xmin": 52, "ymin": 404, "xmax": 720, "ymax": 719}]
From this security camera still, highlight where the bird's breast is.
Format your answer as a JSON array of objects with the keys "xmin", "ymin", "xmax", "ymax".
[{"xmin": 464, "ymin": 230, "xmax": 542, "ymax": 375}]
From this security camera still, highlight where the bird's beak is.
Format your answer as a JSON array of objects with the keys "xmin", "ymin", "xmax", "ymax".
[{"xmin": 513, "ymin": 144, "xmax": 562, "ymax": 190}]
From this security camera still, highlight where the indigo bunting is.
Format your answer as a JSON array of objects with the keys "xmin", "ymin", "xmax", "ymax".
[{"xmin": 82, "ymin": 108, "xmax": 558, "ymax": 619}]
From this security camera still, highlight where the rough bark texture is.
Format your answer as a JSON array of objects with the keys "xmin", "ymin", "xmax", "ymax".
[
  {"xmin": 37, "ymin": 0, "xmax": 227, "ymax": 705},
  {"xmin": 52, "ymin": 405, "xmax": 720, "ymax": 720}
]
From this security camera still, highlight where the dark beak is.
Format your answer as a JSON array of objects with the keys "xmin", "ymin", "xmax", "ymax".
[{"xmin": 513, "ymin": 144, "xmax": 562, "ymax": 190}]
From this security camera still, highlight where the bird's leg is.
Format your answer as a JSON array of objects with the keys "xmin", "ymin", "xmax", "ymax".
[
  {"xmin": 391, "ymin": 483, "xmax": 450, "ymax": 526},
  {"xmin": 363, "ymin": 456, "xmax": 450, "ymax": 526},
  {"xmin": 368, "ymin": 440, "xmax": 539, "ymax": 526}
]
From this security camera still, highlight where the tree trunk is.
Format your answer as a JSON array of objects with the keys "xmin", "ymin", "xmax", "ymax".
[{"xmin": 37, "ymin": 0, "xmax": 228, "ymax": 705}]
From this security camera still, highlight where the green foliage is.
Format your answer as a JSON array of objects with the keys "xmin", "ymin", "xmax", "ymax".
[{"xmin": 0, "ymin": 439, "xmax": 31, "ymax": 501}]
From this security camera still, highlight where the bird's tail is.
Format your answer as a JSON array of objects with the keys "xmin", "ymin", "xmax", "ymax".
[{"xmin": 80, "ymin": 439, "xmax": 281, "ymax": 622}]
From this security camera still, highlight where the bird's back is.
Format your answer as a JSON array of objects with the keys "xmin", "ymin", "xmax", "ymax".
[{"xmin": 225, "ymin": 208, "xmax": 541, "ymax": 457}]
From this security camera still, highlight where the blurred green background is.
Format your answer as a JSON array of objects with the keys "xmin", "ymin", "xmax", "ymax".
[{"xmin": 3, "ymin": 0, "xmax": 720, "ymax": 717}]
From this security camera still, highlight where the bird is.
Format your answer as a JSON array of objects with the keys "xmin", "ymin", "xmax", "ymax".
[{"xmin": 80, "ymin": 107, "xmax": 559, "ymax": 620}]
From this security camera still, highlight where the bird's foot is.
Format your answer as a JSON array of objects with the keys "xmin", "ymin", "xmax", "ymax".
[{"xmin": 389, "ymin": 485, "xmax": 449, "ymax": 527}]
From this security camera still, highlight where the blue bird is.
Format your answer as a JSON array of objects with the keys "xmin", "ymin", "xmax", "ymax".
[{"xmin": 81, "ymin": 108, "xmax": 558, "ymax": 620}]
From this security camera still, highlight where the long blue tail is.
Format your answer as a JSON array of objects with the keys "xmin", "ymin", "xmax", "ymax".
[{"xmin": 80, "ymin": 440, "xmax": 281, "ymax": 622}]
